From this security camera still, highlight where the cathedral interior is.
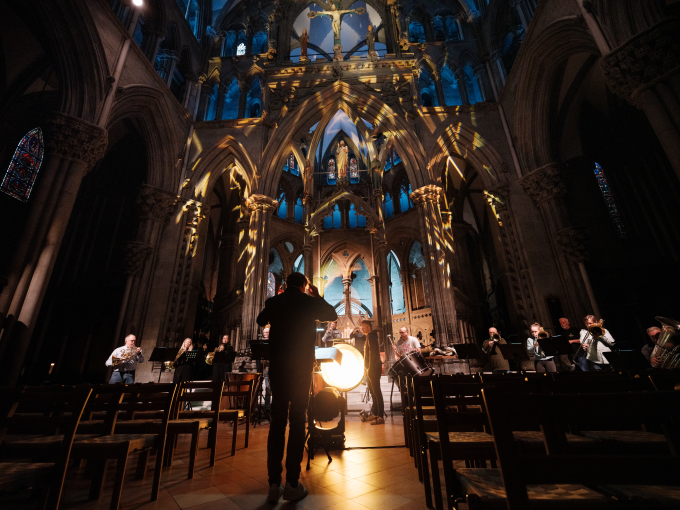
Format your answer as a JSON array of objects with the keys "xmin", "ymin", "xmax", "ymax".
[
  {"xmin": 3, "ymin": 1, "xmax": 680, "ymax": 509},
  {"xmin": 0, "ymin": 0, "xmax": 679, "ymax": 388}
]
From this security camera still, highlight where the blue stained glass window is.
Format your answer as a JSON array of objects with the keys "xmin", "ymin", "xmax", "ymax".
[
  {"xmin": 327, "ymin": 158, "xmax": 336, "ymax": 183},
  {"xmin": 384, "ymin": 148, "xmax": 401, "ymax": 172},
  {"xmin": 349, "ymin": 157, "xmax": 359, "ymax": 181},
  {"xmin": 285, "ymin": 153, "xmax": 300, "ymax": 176},
  {"xmin": 267, "ymin": 272, "xmax": 276, "ymax": 298},
  {"xmin": 594, "ymin": 162, "xmax": 627, "ymax": 238},
  {"xmin": 383, "ymin": 192, "xmax": 393, "ymax": 220},
  {"xmin": 1, "ymin": 128, "xmax": 44, "ymax": 202},
  {"xmin": 399, "ymin": 183, "xmax": 413, "ymax": 212},
  {"xmin": 294, "ymin": 196, "xmax": 304, "ymax": 223},
  {"xmin": 277, "ymin": 192, "xmax": 287, "ymax": 219}
]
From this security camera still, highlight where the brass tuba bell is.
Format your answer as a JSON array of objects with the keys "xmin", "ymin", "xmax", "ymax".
[{"xmin": 651, "ymin": 316, "xmax": 680, "ymax": 369}]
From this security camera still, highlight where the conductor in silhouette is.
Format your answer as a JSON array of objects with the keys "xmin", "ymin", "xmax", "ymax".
[{"xmin": 257, "ymin": 272, "xmax": 337, "ymax": 503}]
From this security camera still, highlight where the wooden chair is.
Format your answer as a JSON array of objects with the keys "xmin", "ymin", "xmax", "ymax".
[
  {"xmin": 0, "ymin": 386, "xmax": 92, "ymax": 509},
  {"xmin": 220, "ymin": 379, "xmax": 256, "ymax": 456},
  {"xmin": 460, "ymin": 389, "xmax": 680, "ymax": 510},
  {"xmin": 167, "ymin": 379, "xmax": 225, "ymax": 473}
]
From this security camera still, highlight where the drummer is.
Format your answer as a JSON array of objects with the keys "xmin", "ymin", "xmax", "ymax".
[{"xmin": 393, "ymin": 327, "xmax": 421, "ymax": 359}]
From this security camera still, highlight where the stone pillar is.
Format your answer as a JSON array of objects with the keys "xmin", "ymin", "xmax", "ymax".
[
  {"xmin": 197, "ymin": 79, "xmax": 212, "ymax": 121},
  {"xmin": 454, "ymin": 68, "xmax": 469, "ymax": 105},
  {"xmin": 455, "ymin": 15, "xmax": 465, "ymax": 41},
  {"xmin": 141, "ymin": 24, "xmax": 165, "ymax": 64},
  {"xmin": 215, "ymin": 81, "xmax": 227, "ymax": 121},
  {"xmin": 237, "ymin": 81, "xmax": 247, "ymax": 119},
  {"xmin": 400, "ymin": 269, "xmax": 413, "ymax": 324},
  {"xmin": 601, "ymin": 19, "xmax": 680, "ymax": 179},
  {"xmin": 512, "ymin": 0, "xmax": 530, "ymax": 32},
  {"xmin": 410, "ymin": 185, "xmax": 460, "ymax": 345},
  {"xmin": 343, "ymin": 278, "xmax": 353, "ymax": 323},
  {"xmin": 367, "ymin": 275, "xmax": 380, "ymax": 325},
  {"xmin": 519, "ymin": 163, "xmax": 592, "ymax": 320},
  {"xmin": 0, "ymin": 113, "xmax": 107, "ymax": 386},
  {"xmin": 376, "ymin": 238, "xmax": 394, "ymax": 364},
  {"xmin": 240, "ymin": 194, "xmax": 278, "ymax": 343},
  {"xmin": 302, "ymin": 243, "xmax": 313, "ymax": 281},
  {"xmin": 113, "ymin": 241, "xmax": 152, "ymax": 348},
  {"xmin": 473, "ymin": 64, "xmax": 490, "ymax": 102}
]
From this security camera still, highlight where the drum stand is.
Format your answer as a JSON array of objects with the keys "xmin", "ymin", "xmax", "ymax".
[
  {"xmin": 305, "ymin": 368, "xmax": 333, "ymax": 470},
  {"xmin": 251, "ymin": 374, "xmax": 270, "ymax": 427}
]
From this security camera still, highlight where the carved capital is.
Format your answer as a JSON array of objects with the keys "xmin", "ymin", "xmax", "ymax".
[
  {"xmin": 122, "ymin": 241, "xmax": 152, "ymax": 276},
  {"xmin": 137, "ymin": 185, "xmax": 178, "ymax": 222},
  {"xmin": 486, "ymin": 184, "xmax": 509, "ymax": 213},
  {"xmin": 410, "ymin": 185, "xmax": 442, "ymax": 205},
  {"xmin": 246, "ymin": 194, "xmax": 278, "ymax": 212},
  {"xmin": 554, "ymin": 227, "xmax": 589, "ymax": 262},
  {"xmin": 45, "ymin": 112, "xmax": 108, "ymax": 168},
  {"xmin": 519, "ymin": 163, "xmax": 567, "ymax": 206},
  {"xmin": 601, "ymin": 19, "xmax": 680, "ymax": 104}
]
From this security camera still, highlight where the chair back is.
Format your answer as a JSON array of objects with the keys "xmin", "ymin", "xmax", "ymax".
[
  {"xmin": 175, "ymin": 380, "xmax": 225, "ymax": 419},
  {"xmin": 482, "ymin": 388, "xmax": 680, "ymax": 509},
  {"xmin": 220, "ymin": 380, "xmax": 255, "ymax": 416}
]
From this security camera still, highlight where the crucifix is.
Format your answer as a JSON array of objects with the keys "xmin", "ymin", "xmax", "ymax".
[{"xmin": 308, "ymin": 3, "xmax": 365, "ymax": 60}]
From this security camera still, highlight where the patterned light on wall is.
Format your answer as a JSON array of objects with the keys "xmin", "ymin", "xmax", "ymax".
[
  {"xmin": 593, "ymin": 162, "xmax": 626, "ymax": 238},
  {"xmin": 1, "ymin": 128, "xmax": 44, "ymax": 202}
]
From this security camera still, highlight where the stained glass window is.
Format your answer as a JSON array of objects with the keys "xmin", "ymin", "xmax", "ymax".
[
  {"xmin": 286, "ymin": 153, "xmax": 299, "ymax": 176},
  {"xmin": 267, "ymin": 272, "xmax": 276, "ymax": 298},
  {"xmin": 384, "ymin": 148, "xmax": 401, "ymax": 172},
  {"xmin": 236, "ymin": 43, "xmax": 246, "ymax": 56},
  {"xmin": 294, "ymin": 196, "xmax": 304, "ymax": 223},
  {"xmin": 327, "ymin": 158, "xmax": 336, "ymax": 182},
  {"xmin": 1, "ymin": 128, "xmax": 44, "ymax": 202},
  {"xmin": 594, "ymin": 162, "xmax": 627, "ymax": 238},
  {"xmin": 349, "ymin": 157, "xmax": 359, "ymax": 180}
]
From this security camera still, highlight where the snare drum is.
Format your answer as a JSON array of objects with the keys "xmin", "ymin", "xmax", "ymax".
[{"xmin": 388, "ymin": 351, "xmax": 434, "ymax": 379}]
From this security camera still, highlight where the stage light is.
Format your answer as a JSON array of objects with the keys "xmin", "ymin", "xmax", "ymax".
[
  {"xmin": 320, "ymin": 343, "xmax": 364, "ymax": 392},
  {"xmin": 132, "ymin": 0, "xmax": 144, "ymax": 6}
]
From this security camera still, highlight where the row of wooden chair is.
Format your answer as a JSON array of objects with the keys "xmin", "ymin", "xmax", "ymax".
[
  {"xmin": 0, "ymin": 377, "xmax": 258, "ymax": 510},
  {"xmin": 397, "ymin": 370, "xmax": 680, "ymax": 509}
]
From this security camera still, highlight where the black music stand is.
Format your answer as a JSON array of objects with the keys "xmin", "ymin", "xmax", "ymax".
[
  {"xmin": 497, "ymin": 344, "xmax": 530, "ymax": 373},
  {"xmin": 454, "ymin": 343, "xmax": 483, "ymax": 374},
  {"xmin": 249, "ymin": 340, "xmax": 269, "ymax": 361},
  {"xmin": 149, "ymin": 347, "xmax": 179, "ymax": 383},
  {"xmin": 249, "ymin": 341, "xmax": 270, "ymax": 427},
  {"xmin": 603, "ymin": 350, "xmax": 650, "ymax": 371},
  {"xmin": 536, "ymin": 336, "xmax": 572, "ymax": 358}
]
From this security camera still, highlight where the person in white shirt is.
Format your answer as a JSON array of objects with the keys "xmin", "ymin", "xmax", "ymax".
[
  {"xmin": 393, "ymin": 327, "xmax": 421, "ymax": 359},
  {"xmin": 321, "ymin": 321, "xmax": 341, "ymax": 346},
  {"xmin": 526, "ymin": 323, "xmax": 556, "ymax": 373},
  {"xmin": 106, "ymin": 334, "xmax": 144, "ymax": 384},
  {"xmin": 579, "ymin": 315, "xmax": 615, "ymax": 370}
]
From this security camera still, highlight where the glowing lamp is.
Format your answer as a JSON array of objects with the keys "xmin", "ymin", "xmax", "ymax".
[
  {"xmin": 132, "ymin": 0, "xmax": 144, "ymax": 6},
  {"xmin": 320, "ymin": 343, "xmax": 365, "ymax": 392}
]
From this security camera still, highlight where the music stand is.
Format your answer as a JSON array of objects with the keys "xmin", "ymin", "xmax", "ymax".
[
  {"xmin": 603, "ymin": 350, "xmax": 650, "ymax": 371},
  {"xmin": 149, "ymin": 347, "xmax": 179, "ymax": 383},
  {"xmin": 536, "ymin": 336, "xmax": 572, "ymax": 357},
  {"xmin": 249, "ymin": 341, "xmax": 270, "ymax": 427},
  {"xmin": 497, "ymin": 344, "xmax": 530, "ymax": 373},
  {"xmin": 453, "ymin": 344, "xmax": 483, "ymax": 374},
  {"xmin": 250, "ymin": 340, "xmax": 269, "ymax": 361}
]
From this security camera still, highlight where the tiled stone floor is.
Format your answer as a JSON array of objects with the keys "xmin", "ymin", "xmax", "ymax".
[{"xmin": 49, "ymin": 413, "xmax": 435, "ymax": 510}]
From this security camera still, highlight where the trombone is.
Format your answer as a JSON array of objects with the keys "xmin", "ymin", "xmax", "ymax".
[{"xmin": 574, "ymin": 319, "xmax": 605, "ymax": 360}]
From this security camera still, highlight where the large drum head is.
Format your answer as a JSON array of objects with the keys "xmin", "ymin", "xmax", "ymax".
[{"xmin": 320, "ymin": 343, "xmax": 365, "ymax": 392}]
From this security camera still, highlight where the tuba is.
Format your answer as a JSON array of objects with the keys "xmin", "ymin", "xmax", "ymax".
[{"xmin": 651, "ymin": 316, "xmax": 680, "ymax": 369}]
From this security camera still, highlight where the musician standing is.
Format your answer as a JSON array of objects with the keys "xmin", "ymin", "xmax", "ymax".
[
  {"xmin": 212, "ymin": 334, "xmax": 235, "ymax": 382},
  {"xmin": 642, "ymin": 327, "xmax": 663, "ymax": 368},
  {"xmin": 579, "ymin": 315, "xmax": 615, "ymax": 370},
  {"xmin": 527, "ymin": 323, "xmax": 556, "ymax": 373},
  {"xmin": 393, "ymin": 327, "xmax": 421, "ymax": 359},
  {"xmin": 360, "ymin": 320, "xmax": 384, "ymax": 425},
  {"xmin": 105, "ymin": 334, "xmax": 144, "ymax": 384},
  {"xmin": 173, "ymin": 338, "xmax": 196, "ymax": 383},
  {"xmin": 482, "ymin": 327, "xmax": 509, "ymax": 373},
  {"xmin": 322, "ymin": 321, "xmax": 341, "ymax": 346}
]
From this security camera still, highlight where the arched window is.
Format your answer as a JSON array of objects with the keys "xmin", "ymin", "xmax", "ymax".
[
  {"xmin": 418, "ymin": 68, "xmax": 439, "ymax": 107},
  {"xmin": 384, "ymin": 147, "xmax": 401, "ymax": 172},
  {"xmin": 245, "ymin": 78, "xmax": 263, "ymax": 118},
  {"xmin": 409, "ymin": 242, "xmax": 429, "ymax": 309},
  {"xmin": 294, "ymin": 254, "xmax": 304, "ymax": 274},
  {"xmin": 285, "ymin": 153, "xmax": 300, "ymax": 176},
  {"xmin": 444, "ymin": 15, "xmax": 459, "ymax": 40},
  {"xmin": 463, "ymin": 65, "xmax": 483, "ymax": 105},
  {"xmin": 277, "ymin": 189, "xmax": 287, "ymax": 219},
  {"xmin": 178, "ymin": 0, "xmax": 200, "ymax": 38},
  {"xmin": 349, "ymin": 157, "xmax": 359, "ymax": 181},
  {"xmin": 205, "ymin": 83, "xmax": 219, "ymax": 121},
  {"xmin": 433, "ymin": 16, "xmax": 445, "ymax": 41},
  {"xmin": 383, "ymin": 192, "xmax": 393, "ymax": 220},
  {"xmin": 267, "ymin": 272, "xmax": 276, "ymax": 298},
  {"xmin": 252, "ymin": 31, "xmax": 268, "ymax": 54},
  {"xmin": 594, "ymin": 162, "xmax": 627, "ymax": 238},
  {"xmin": 1, "ymin": 128, "xmax": 44, "ymax": 202},
  {"xmin": 387, "ymin": 251, "xmax": 406, "ymax": 314},
  {"xmin": 222, "ymin": 78, "xmax": 240, "ymax": 120},
  {"xmin": 294, "ymin": 195, "xmax": 304, "ymax": 224},
  {"xmin": 332, "ymin": 204, "xmax": 341, "ymax": 228},
  {"xmin": 441, "ymin": 65, "xmax": 462, "ymax": 106},
  {"xmin": 237, "ymin": 43, "xmax": 246, "ymax": 56},
  {"xmin": 399, "ymin": 183, "xmax": 413, "ymax": 212},
  {"xmin": 409, "ymin": 21, "xmax": 426, "ymax": 43},
  {"xmin": 348, "ymin": 203, "xmax": 367, "ymax": 228},
  {"xmin": 327, "ymin": 158, "xmax": 336, "ymax": 183}
]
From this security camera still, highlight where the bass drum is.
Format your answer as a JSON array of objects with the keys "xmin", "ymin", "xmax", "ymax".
[{"xmin": 388, "ymin": 351, "xmax": 434, "ymax": 379}]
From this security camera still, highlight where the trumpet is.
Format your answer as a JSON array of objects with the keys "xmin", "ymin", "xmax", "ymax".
[{"xmin": 490, "ymin": 333, "xmax": 500, "ymax": 341}]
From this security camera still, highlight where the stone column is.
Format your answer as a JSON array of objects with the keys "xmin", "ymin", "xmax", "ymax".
[
  {"xmin": 240, "ymin": 195, "xmax": 278, "ymax": 343},
  {"xmin": 519, "ymin": 163, "xmax": 592, "ymax": 320},
  {"xmin": 375, "ymin": 238, "xmax": 394, "ymax": 365},
  {"xmin": 512, "ymin": 0, "xmax": 530, "ymax": 32},
  {"xmin": 197, "ymin": 79, "xmax": 212, "ymax": 121},
  {"xmin": 454, "ymin": 68, "xmax": 469, "ymax": 105},
  {"xmin": 473, "ymin": 64, "xmax": 490, "ymax": 102},
  {"xmin": 400, "ymin": 269, "xmax": 413, "ymax": 324},
  {"xmin": 410, "ymin": 185, "xmax": 460, "ymax": 345},
  {"xmin": 343, "ymin": 278, "xmax": 353, "ymax": 323},
  {"xmin": 215, "ymin": 81, "xmax": 227, "ymax": 120},
  {"xmin": 490, "ymin": 50, "xmax": 507, "ymax": 88},
  {"xmin": 367, "ymin": 275, "xmax": 380, "ymax": 325},
  {"xmin": 141, "ymin": 24, "xmax": 165, "ymax": 64},
  {"xmin": 554, "ymin": 228, "xmax": 601, "ymax": 318},
  {"xmin": 601, "ymin": 19, "xmax": 680, "ymax": 179},
  {"xmin": 237, "ymin": 80, "xmax": 247, "ymax": 119},
  {"xmin": 0, "ymin": 113, "xmax": 107, "ymax": 386},
  {"xmin": 302, "ymin": 243, "xmax": 313, "ymax": 281},
  {"xmin": 113, "ymin": 241, "xmax": 152, "ymax": 348}
]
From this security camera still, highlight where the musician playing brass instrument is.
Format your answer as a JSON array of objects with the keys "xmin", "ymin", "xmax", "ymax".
[
  {"xmin": 482, "ymin": 327, "xmax": 509, "ymax": 373},
  {"xmin": 105, "ymin": 334, "xmax": 144, "ymax": 384},
  {"xmin": 212, "ymin": 334, "xmax": 235, "ymax": 382},
  {"xmin": 578, "ymin": 315, "xmax": 615, "ymax": 371},
  {"xmin": 527, "ymin": 323, "xmax": 556, "ymax": 373}
]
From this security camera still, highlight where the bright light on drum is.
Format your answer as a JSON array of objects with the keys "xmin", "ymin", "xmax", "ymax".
[{"xmin": 320, "ymin": 343, "xmax": 365, "ymax": 392}]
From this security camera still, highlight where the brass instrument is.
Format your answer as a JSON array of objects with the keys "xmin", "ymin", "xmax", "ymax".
[
  {"xmin": 164, "ymin": 347, "xmax": 185, "ymax": 370},
  {"xmin": 588, "ymin": 320, "xmax": 605, "ymax": 338},
  {"xmin": 574, "ymin": 319, "xmax": 605, "ymax": 359},
  {"xmin": 205, "ymin": 346, "xmax": 221, "ymax": 366},
  {"xmin": 537, "ymin": 330, "xmax": 550, "ymax": 340},
  {"xmin": 651, "ymin": 316, "xmax": 680, "ymax": 369},
  {"xmin": 490, "ymin": 333, "xmax": 500, "ymax": 341},
  {"xmin": 112, "ymin": 347, "xmax": 140, "ymax": 367}
]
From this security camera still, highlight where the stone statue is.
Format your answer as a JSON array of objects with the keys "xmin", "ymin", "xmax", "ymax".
[
  {"xmin": 336, "ymin": 140, "xmax": 349, "ymax": 180},
  {"xmin": 308, "ymin": 3, "xmax": 365, "ymax": 61},
  {"xmin": 367, "ymin": 24, "xmax": 378, "ymax": 61},
  {"xmin": 304, "ymin": 158, "xmax": 313, "ymax": 193},
  {"xmin": 299, "ymin": 28, "xmax": 309, "ymax": 62}
]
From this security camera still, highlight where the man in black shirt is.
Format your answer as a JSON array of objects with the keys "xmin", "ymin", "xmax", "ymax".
[
  {"xmin": 555, "ymin": 317, "xmax": 579, "ymax": 370},
  {"xmin": 257, "ymin": 272, "xmax": 337, "ymax": 503},
  {"xmin": 360, "ymin": 320, "xmax": 384, "ymax": 425}
]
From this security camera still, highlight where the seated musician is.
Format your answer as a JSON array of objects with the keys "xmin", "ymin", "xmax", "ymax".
[
  {"xmin": 579, "ymin": 315, "xmax": 615, "ymax": 371},
  {"xmin": 482, "ymin": 327, "xmax": 509, "ymax": 373},
  {"xmin": 642, "ymin": 326, "xmax": 663, "ymax": 368},
  {"xmin": 527, "ymin": 323, "xmax": 556, "ymax": 373},
  {"xmin": 321, "ymin": 321, "xmax": 341, "ymax": 346},
  {"xmin": 105, "ymin": 334, "xmax": 144, "ymax": 384},
  {"xmin": 393, "ymin": 327, "xmax": 422, "ymax": 359}
]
